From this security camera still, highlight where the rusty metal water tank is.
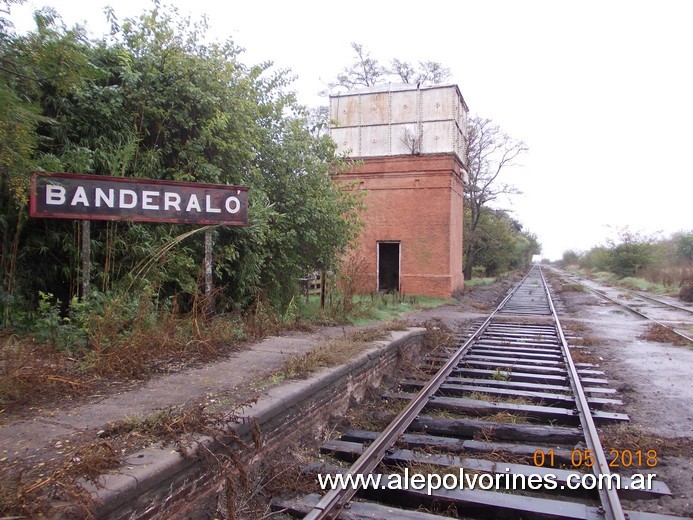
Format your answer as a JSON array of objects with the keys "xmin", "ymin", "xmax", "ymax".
[{"xmin": 329, "ymin": 83, "xmax": 469, "ymax": 166}]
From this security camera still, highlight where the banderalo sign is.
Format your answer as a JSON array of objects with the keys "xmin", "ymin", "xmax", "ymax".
[{"xmin": 30, "ymin": 172, "xmax": 249, "ymax": 226}]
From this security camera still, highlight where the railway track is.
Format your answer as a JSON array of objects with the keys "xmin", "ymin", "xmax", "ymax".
[
  {"xmin": 272, "ymin": 266, "xmax": 679, "ymax": 520},
  {"xmin": 550, "ymin": 267, "xmax": 693, "ymax": 344}
]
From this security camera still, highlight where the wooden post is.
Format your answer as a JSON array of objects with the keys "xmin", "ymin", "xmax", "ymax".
[
  {"xmin": 81, "ymin": 220, "xmax": 90, "ymax": 299},
  {"xmin": 320, "ymin": 270, "xmax": 326, "ymax": 310},
  {"xmin": 204, "ymin": 228, "xmax": 214, "ymax": 318}
]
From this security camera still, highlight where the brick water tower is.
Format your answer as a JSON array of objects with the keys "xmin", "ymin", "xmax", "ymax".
[{"xmin": 330, "ymin": 83, "xmax": 468, "ymax": 298}]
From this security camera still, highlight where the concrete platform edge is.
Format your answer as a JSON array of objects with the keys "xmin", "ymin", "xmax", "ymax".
[{"xmin": 83, "ymin": 327, "xmax": 427, "ymax": 518}]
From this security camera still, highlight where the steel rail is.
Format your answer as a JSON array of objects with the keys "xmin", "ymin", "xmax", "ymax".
[
  {"xmin": 538, "ymin": 267, "xmax": 625, "ymax": 520},
  {"xmin": 549, "ymin": 267, "xmax": 693, "ymax": 344},
  {"xmin": 592, "ymin": 289, "xmax": 692, "ymax": 345},
  {"xmin": 593, "ymin": 289, "xmax": 693, "ymax": 343},
  {"xmin": 303, "ymin": 271, "xmax": 535, "ymax": 520},
  {"xmin": 633, "ymin": 291, "xmax": 693, "ymax": 315}
]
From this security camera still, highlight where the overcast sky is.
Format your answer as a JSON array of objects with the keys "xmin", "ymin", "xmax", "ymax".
[{"xmin": 10, "ymin": 0, "xmax": 692, "ymax": 260}]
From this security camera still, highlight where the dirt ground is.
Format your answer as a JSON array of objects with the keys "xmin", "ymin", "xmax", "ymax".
[
  {"xmin": 0, "ymin": 274, "xmax": 516, "ymax": 518},
  {"xmin": 547, "ymin": 273, "xmax": 693, "ymax": 518},
  {"xmin": 271, "ymin": 270, "xmax": 693, "ymax": 518},
  {"xmin": 2, "ymin": 270, "xmax": 691, "ymax": 518}
]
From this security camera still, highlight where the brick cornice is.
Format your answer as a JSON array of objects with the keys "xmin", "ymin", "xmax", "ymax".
[{"xmin": 337, "ymin": 153, "xmax": 466, "ymax": 178}]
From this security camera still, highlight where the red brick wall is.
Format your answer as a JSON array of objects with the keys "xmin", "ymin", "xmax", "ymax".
[{"xmin": 337, "ymin": 154, "xmax": 465, "ymax": 298}]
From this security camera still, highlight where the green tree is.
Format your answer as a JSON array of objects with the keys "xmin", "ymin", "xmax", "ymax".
[
  {"xmin": 561, "ymin": 250, "xmax": 580, "ymax": 267},
  {"xmin": 580, "ymin": 246, "xmax": 612, "ymax": 272},
  {"xmin": 1, "ymin": 4, "xmax": 361, "ymax": 323},
  {"xmin": 1, "ymin": 5, "xmax": 96, "ymax": 323},
  {"xmin": 463, "ymin": 116, "xmax": 528, "ymax": 279},
  {"xmin": 676, "ymin": 232, "xmax": 693, "ymax": 262},
  {"xmin": 515, "ymin": 230, "xmax": 541, "ymax": 269},
  {"xmin": 607, "ymin": 229, "xmax": 656, "ymax": 278},
  {"xmin": 467, "ymin": 208, "xmax": 539, "ymax": 277}
]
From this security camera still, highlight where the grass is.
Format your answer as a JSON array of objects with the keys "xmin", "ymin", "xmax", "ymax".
[
  {"xmin": 487, "ymin": 411, "xmax": 529, "ymax": 424},
  {"xmin": 572, "ymin": 268, "xmax": 680, "ymax": 295},
  {"xmin": 0, "ymin": 302, "xmax": 248, "ymax": 406},
  {"xmin": 570, "ymin": 334, "xmax": 601, "ymax": 347},
  {"xmin": 466, "ymin": 391, "xmax": 532, "ymax": 406},
  {"xmin": 491, "ymin": 368, "xmax": 511, "ymax": 381},
  {"xmin": 102, "ymin": 404, "xmax": 209, "ymax": 449},
  {"xmin": 600, "ymin": 424, "xmax": 693, "ymax": 457},
  {"xmin": 277, "ymin": 338, "xmax": 373, "ymax": 380},
  {"xmin": 0, "ymin": 287, "xmax": 448, "ymax": 408},
  {"xmin": 583, "ymin": 270, "xmax": 616, "ymax": 283},
  {"xmin": 297, "ymin": 293, "xmax": 454, "ymax": 327},
  {"xmin": 464, "ymin": 277, "xmax": 496, "ymax": 288},
  {"xmin": 344, "ymin": 387, "xmax": 408, "ymax": 431},
  {"xmin": 273, "ymin": 325, "xmax": 401, "ymax": 381},
  {"xmin": 350, "ymin": 294, "xmax": 454, "ymax": 326},
  {"xmin": 569, "ymin": 349, "xmax": 600, "ymax": 364},
  {"xmin": 618, "ymin": 277, "xmax": 672, "ymax": 294},
  {"xmin": 426, "ymin": 409, "xmax": 466, "ymax": 420}
]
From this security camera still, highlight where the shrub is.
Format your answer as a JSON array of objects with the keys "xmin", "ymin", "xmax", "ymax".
[{"xmin": 680, "ymin": 280, "xmax": 693, "ymax": 302}]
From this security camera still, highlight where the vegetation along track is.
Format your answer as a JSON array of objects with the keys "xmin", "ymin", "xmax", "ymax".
[{"xmin": 271, "ymin": 266, "xmax": 681, "ymax": 520}]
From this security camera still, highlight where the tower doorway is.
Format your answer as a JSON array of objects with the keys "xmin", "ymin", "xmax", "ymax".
[{"xmin": 378, "ymin": 242, "xmax": 400, "ymax": 293}]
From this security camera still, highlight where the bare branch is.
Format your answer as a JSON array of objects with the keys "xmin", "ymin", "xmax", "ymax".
[
  {"xmin": 326, "ymin": 44, "xmax": 452, "ymax": 95},
  {"xmin": 390, "ymin": 58, "xmax": 415, "ymax": 83},
  {"xmin": 327, "ymin": 42, "xmax": 386, "ymax": 91},
  {"xmin": 463, "ymin": 115, "xmax": 528, "ymax": 279}
]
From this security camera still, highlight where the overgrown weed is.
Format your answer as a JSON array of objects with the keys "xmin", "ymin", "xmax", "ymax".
[
  {"xmin": 569, "ymin": 348, "xmax": 600, "ymax": 364},
  {"xmin": 345, "ymin": 388, "xmax": 407, "ymax": 431},
  {"xmin": 0, "ymin": 288, "xmax": 247, "ymax": 406},
  {"xmin": 559, "ymin": 283, "xmax": 585, "ymax": 293},
  {"xmin": 0, "ymin": 440, "xmax": 119, "ymax": 519},
  {"xmin": 466, "ymin": 391, "xmax": 532, "ymax": 406},
  {"xmin": 600, "ymin": 424, "xmax": 693, "ymax": 456},
  {"xmin": 420, "ymin": 318, "xmax": 457, "ymax": 352},
  {"xmin": 277, "ymin": 336, "xmax": 376, "ymax": 380},
  {"xmin": 102, "ymin": 404, "xmax": 209, "ymax": 450},
  {"xmin": 638, "ymin": 323, "xmax": 690, "ymax": 346},
  {"xmin": 273, "ymin": 322, "xmax": 420, "ymax": 381},
  {"xmin": 487, "ymin": 411, "xmax": 528, "ymax": 424},
  {"xmin": 0, "ymin": 337, "xmax": 92, "ymax": 404}
]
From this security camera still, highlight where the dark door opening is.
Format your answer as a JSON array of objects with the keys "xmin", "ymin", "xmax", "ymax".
[{"xmin": 378, "ymin": 242, "xmax": 400, "ymax": 293}]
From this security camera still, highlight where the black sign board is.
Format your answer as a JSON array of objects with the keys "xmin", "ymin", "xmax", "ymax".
[{"xmin": 30, "ymin": 172, "xmax": 248, "ymax": 226}]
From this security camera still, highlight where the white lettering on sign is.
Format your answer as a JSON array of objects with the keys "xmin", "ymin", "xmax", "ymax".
[
  {"xmin": 95, "ymin": 188, "xmax": 114, "ymax": 208},
  {"xmin": 165, "ymin": 192, "xmax": 181, "ymax": 211},
  {"xmin": 225, "ymin": 196, "xmax": 241, "ymax": 214},
  {"xmin": 142, "ymin": 191, "xmax": 159, "ymax": 210},
  {"xmin": 71, "ymin": 186, "xmax": 90, "ymax": 207},
  {"xmin": 37, "ymin": 178, "xmax": 247, "ymax": 225},
  {"xmin": 186, "ymin": 194, "xmax": 201, "ymax": 212},
  {"xmin": 206, "ymin": 194, "xmax": 221, "ymax": 213},
  {"xmin": 46, "ymin": 185, "xmax": 66, "ymax": 205},
  {"xmin": 48, "ymin": 188, "xmax": 244, "ymax": 214},
  {"xmin": 119, "ymin": 190, "xmax": 137, "ymax": 209}
]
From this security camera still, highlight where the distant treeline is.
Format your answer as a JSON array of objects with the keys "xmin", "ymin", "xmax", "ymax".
[{"xmin": 559, "ymin": 230, "xmax": 693, "ymax": 287}]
